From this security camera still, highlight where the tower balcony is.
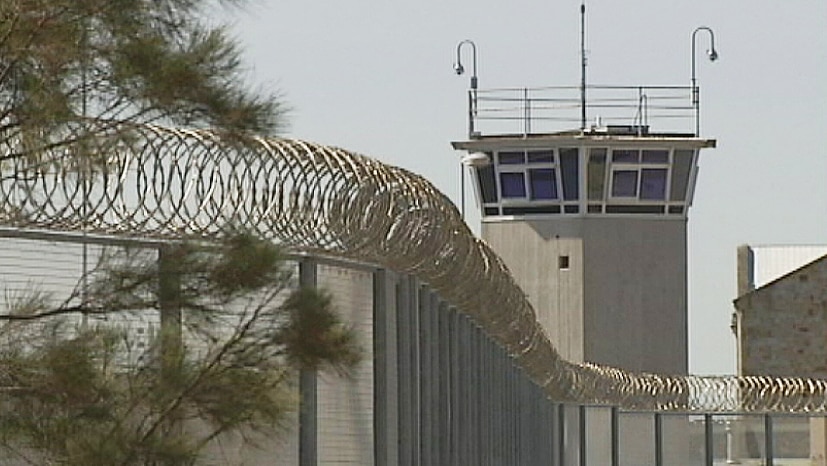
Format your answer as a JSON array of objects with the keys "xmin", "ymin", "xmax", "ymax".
[{"xmin": 464, "ymin": 84, "xmax": 701, "ymax": 139}]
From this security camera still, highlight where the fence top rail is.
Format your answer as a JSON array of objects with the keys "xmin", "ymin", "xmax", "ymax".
[{"xmin": 475, "ymin": 84, "xmax": 692, "ymax": 93}]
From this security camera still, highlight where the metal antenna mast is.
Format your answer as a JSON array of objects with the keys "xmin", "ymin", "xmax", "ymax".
[{"xmin": 580, "ymin": 1, "xmax": 587, "ymax": 130}]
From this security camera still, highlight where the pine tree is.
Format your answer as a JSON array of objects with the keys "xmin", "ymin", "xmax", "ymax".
[
  {"xmin": 0, "ymin": 4, "xmax": 359, "ymax": 462},
  {"xmin": 0, "ymin": 0, "xmax": 285, "ymax": 164}
]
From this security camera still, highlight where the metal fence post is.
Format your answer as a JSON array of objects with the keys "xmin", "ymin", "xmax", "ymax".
[
  {"xmin": 579, "ymin": 405, "xmax": 587, "ymax": 466},
  {"xmin": 654, "ymin": 413, "xmax": 663, "ymax": 466},
  {"xmin": 704, "ymin": 413, "xmax": 714, "ymax": 466},
  {"xmin": 611, "ymin": 407, "xmax": 619, "ymax": 466},
  {"xmin": 765, "ymin": 414, "xmax": 774, "ymax": 466},
  {"xmin": 298, "ymin": 259, "xmax": 318, "ymax": 466}
]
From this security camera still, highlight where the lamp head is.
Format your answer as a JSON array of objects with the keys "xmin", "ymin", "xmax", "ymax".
[
  {"xmin": 454, "ymin": 62, "xmax": 465, "ymax": 75},
  {"xmin": 707, "ymin": 48, "xmax": 718, "ymax": 61},
  {"xmin": 461, "ymin": 152, "xmax": 490, "ymax": 167}
]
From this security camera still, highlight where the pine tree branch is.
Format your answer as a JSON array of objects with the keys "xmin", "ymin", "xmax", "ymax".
[
  {"xmin": 0, "ymin": 304, "xmax": 104, "ymax": 321},
  {"xmin": 116, "ymin": 284, "xmax": 284, "ymax": 466}
]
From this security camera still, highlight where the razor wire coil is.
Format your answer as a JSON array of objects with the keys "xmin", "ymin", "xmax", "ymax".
[{"xmin": 2, "ymin": 121, "xmax": 826, "ymax": 413}]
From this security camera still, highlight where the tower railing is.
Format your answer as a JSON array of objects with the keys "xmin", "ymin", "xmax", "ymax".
[{"xmin": 467, "ymin": 84, "xmax": 696, "ymax": 138}]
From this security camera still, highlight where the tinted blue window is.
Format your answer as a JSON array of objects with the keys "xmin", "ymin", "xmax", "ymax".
[
  {"xmin": 477, "ymin": 165, "xmax": 498, "ymax": 203},
  {"xmin": 612, "ymin": 149, "xmax": 640, "ymax": 163},
  {"xmin": 640, "ymin": 168, "xmax": 667, "ymax": 200},
  {"xmin": 527, "ymin": 150, "xmax": 554, "ymax": 163},
  {"xmin": 500, "ymin": 172, "xmax": 526, "ymax": 198},
  {"xmin": 611, "ymin": 170, "xmax": 638, "ymax": 197},
  {"xmin": 498, "ymin": 151, "xmax": 525, "ymax": 164},
  {"xmin": 587, "ymin": 149, "xmax": 607, "ymax": 201},
  {"xmin": 642, "ymin": 150, "xmax": 669, "ymax": 164},
  {"xmin": 670, "ymin": 150, "xmax": 694, "ymax": 201},
  {"xmin": 529, "ymin": 168, "xmax": 557, "ymax": 200},
  {"xmin": 559, "ymin": 148, "xmax": 579, "ymax": 200}
]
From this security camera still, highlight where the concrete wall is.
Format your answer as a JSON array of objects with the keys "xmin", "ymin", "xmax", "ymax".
[
  {"xmin": 482, "ymin": 219, "xmax": 585, "ymax": 363},
  {"xmin": 483, "ymin": 216, "xmax": 688, "ymax": 374},
  {"xmin": 582, "ymin": 217, "xmax": 687, "ymax": 374}
]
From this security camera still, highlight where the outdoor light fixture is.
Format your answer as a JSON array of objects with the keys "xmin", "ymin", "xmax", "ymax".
[
  {"xmin": 461, "ymin": 152, "xmax": 490, "ymax": 168},
  {"xmin": 454, "ymin": 39, "xmax": 480, "ymax": 220},
  {"xmin": 691, "ymin": 26, "xmax": 718, "ymax": 135},
  {"xmin": 456, "ymin": 151, "xmax": 489, "ymax": 221},
  {"xmin": 454, "ymin": 39, "xmax": 478, "ymax": 90}
]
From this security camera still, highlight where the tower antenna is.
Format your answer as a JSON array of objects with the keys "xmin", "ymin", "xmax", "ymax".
[{"xmin": 580, "ymin": 1, "xmax": 587, "ymax": 130}]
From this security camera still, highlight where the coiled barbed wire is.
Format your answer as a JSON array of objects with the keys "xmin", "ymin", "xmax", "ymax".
[{"xmin": 1, "ymin": 121, "xmax": 825, "ymax": 413}]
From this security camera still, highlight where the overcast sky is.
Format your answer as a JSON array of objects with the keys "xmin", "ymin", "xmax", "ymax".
[{"xmin": 223, "ymin": 0, "xmax": 827, "ymax": 375}]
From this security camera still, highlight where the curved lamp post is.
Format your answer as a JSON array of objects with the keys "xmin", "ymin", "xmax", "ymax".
[
  {"xmin": 454, "ymin": 39, "xmax": 478, "ymax": 219},
  {"xmin": 454, "ymin": 39, "xmax": 478, "ymax": 139},
  {"xmin": 691, "ymin": 26, "xmax": 718, "ymax": 136}
]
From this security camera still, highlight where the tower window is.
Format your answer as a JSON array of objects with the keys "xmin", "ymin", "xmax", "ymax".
[
  {"xmin": 528, "ymin": 150, "xmax": 554, "ymax": 163},
  {"xmin": 640, "ymin": 168, "xmax": 668, "ymax": 200},
  {"xmin": 559, "ymin": 255, "xmax": 570, "ymax": 270},
  {"xmin": 498, "ymin": 151, "xmax": 525, "ymax": 164},
  {"xmin": 642, "ymin": 149, "xmax": 669, "ymax": 164},
  {"xmin": 500, "ymin": 172, "xmax": 526, "ymax": 198},
  {"xmin": 612, "ymin": 149, "xmax": 639, "ymax": 163},
  {"xmin": 477, "ymin": 164, "xmax": 498, "ymax": 203},
  {"xmin": 484, "ymin": 148, "xmax": 580, "ymax": 216},
  {"xmin": 611, "ymin": 170, "xmax": 639, "ymax": 197},
  {"xmin": 608, "ymin": 148, "xmax": 671, "ymax": 202},
  {"xmin": 529, "ymin": 168, "xmax": 558, "ymax": 200},
  {"xmin": 670, "ymin": 149, "xmax": 695, "ymax": 202},
  {"xmin": 587, "ymin": 148, "xmax": 608, "ymax": 201},
  {"xmin": 559, "ymin": 148, "xmax": 580, "ymax": 200},
  {"xmin": 493, "ymin": 149, "xmax": 569, "ymax": 202}
]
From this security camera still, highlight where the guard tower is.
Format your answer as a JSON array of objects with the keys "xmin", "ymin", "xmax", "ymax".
[{"xmin": 452, "ymin": 83, "xmax": 715, "ymax": 375}]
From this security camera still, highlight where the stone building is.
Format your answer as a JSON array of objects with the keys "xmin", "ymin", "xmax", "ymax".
[
  {"xmin": 733, "ymin": 244, "xmax": 827, "ymax": 464},
  {"xmin": 733, "ymin": 244, "xmax": 827, "ymax": 377}
]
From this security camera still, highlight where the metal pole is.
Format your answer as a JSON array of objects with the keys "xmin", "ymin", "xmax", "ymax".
[
  {"xmin": 691, "ymin": 42, "xmax": 698, "ymax": 136},
  {"xmin": 654, "ymin": 413, "xmax": 663, "ymax": 466},
  {"xmin": 80, "ymin": 19, "xmax": 90, "ymax": 327},
  {"xmin": 725, "ymin": 420, "xmax": 740, "ymax": 464},
  {"xmin": 455, "ymin": 40, "xmax": 478, "ymax": 138},
  {"xmin": 580, "ymin": 2, "xmax": 587, "ymax": 130},
  {"xmin": 704, "ymin": 413, "xmax": 714, "ymax": 466},
  {"xmin": 611, "ymin": 407, "xmax": 619, "ymax": 466},
  {"xmin": 558, "ymin": 405, "xmax": 566, "ymax": 466},
  {"xmin": 579, "ymin": 405, "xmax": 587, "ymax": 466},
  {"xmin": 764, "ymin": 414, "xmax": 774, "ymax": 466},
  {"xmin": 455, "ymin": 39, "xmax": 478, "ymax": 220},
  {"xmin": 298, "ymin": 260, "xmax": 318, "ymax": 466},
  {"xmin": 523, "ymin": 88, "xmax": 530, "ymax": 136},
  {"xmin": 468, "ymin": 90, "xmax": 475, "ymax": 138},
  {"xmin": 691, "ymin": 26, "xmax": 717, "ymax": 136},
  {"xmin": 460, "ymin": 161, "xmax": 465, "ymax": 220}
]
